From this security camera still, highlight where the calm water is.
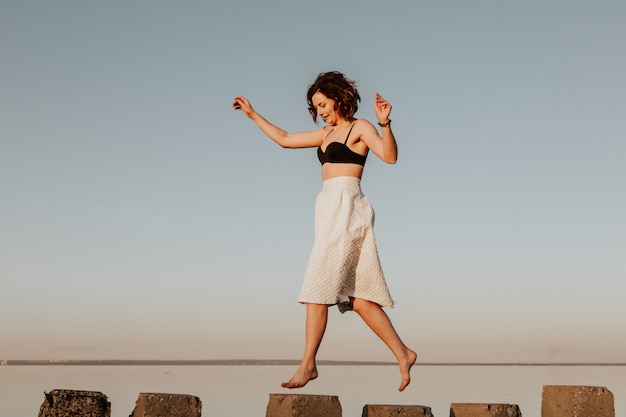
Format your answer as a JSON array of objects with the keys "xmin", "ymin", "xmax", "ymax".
[{"xmin": 1, "ymin": 365, "xmax": 624, "ymax": 417}]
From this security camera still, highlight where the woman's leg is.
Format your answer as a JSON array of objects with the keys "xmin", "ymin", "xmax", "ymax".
[
  {"xmin": 281, "ymin": 303, "xmax": 328, "ymax": 388},
  {"xmin": 352, "ymin": 297, "xmax": 417, "ymax": 391}
]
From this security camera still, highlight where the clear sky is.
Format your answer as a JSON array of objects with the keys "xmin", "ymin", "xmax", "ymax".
[{"xmin": 2, "ymin": 1, "xmax": 625, "ymax": 363}]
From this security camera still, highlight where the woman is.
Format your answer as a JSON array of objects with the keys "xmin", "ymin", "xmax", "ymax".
[{"xmin": 232, "ymin": 71, "xmax": 417, "ymax": 391}]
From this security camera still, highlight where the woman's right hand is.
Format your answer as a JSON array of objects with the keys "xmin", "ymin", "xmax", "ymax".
[
  {"xmin": 232, "ymin": 96, "xmax": 256, "ymax": 118},
  {"xmin": 231, "ymin": 95, "xmax": 324, "ymax": 149}
]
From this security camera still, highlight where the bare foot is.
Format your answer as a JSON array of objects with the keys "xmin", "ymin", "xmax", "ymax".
[
  {"xmin": 398, "ymin": 349, "xmax": 417, "ymax": 392},
  {"xmin": 281, "ymin": 365, "xmax": 318, "ymax": 389}
]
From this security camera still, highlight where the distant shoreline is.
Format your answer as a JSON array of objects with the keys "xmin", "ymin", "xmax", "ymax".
[{"xmin": 2, "ymin": 359, "xmax": 625, "ymax": 366}]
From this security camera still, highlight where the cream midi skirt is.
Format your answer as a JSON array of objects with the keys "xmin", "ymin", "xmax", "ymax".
[{"xmin": 298, "ymin": 176, "xmax": 394, "ymax": 311}]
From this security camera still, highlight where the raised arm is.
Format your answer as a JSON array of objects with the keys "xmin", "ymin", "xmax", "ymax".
[
  {"xmin": 359, "ymin": 93, "xmax": 398, "ymax": 164},
  {"xmin": 232, "ymin": 96, "xmax": 324, "ymax": 149}
]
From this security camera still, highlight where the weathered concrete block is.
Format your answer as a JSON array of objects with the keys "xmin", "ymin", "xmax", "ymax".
[
  {"xmin": 450, "ymin": 402, "xmax": 522, "ymax": 417},
  {"xmin": 541, "ymin": 385, "xmax": 614, "ymax": 417},
  {"xmin": 362, "ymin": 404, "xmax": 433, "ymax": 417},
  {"xmin": 129, "ymin": 392, "xmax": 202, "ymax": 417},
  {"xmin": 39, "ymin": 389, "xmax": 111, "ymax": 417},
  {"xmin": 266, "ymin": 393, "xmax": 342, "ymax": 417}
]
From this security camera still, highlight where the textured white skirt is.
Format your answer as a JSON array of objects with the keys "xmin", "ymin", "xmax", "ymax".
[{"xmin": 298, "ymin": 176, "xmax": 394, "ymax": 311}]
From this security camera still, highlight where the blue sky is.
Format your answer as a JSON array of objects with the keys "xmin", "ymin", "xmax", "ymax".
[{"xmin": 1, "ymin": 1, "xmax": 625, "ymax": 363}]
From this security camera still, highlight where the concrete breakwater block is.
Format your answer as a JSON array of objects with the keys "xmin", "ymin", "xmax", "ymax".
[
  {"xmin": 362, "ymin": 404, "xmax": 433, "ymax": 417},
  {"xmin": 266, "ymin": 393, "xmax": 342, "ymax": 417},
  {"xmin": 450, "ymin": 403, "xmax": 522, "ymax": 417},
  {"xmin": 129, "ymin": 392, "xmax": 202, "ymax": 417},
  {"xmin": 541, "ymin": 385, "xmax": 614, "ymax": 417},
  {"xmin": 39, "ymin": 389, "xmax": 111, "ymax": 417}
]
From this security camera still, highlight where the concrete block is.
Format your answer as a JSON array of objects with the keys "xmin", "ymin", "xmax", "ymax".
[
  {"xmin": 362, "ymin": 404, "xmax": 434, "ymax": 417},
  {"xmin": 450, "ymin": 402, "xmax": 522, "ymax": 417},
  {"xmin": 129, "ymin": 392, "xmax": 202, "ymax": 417},
  {"xmin": 38, "ymin": 389, "xmax": 111, "ymax": 417},
  {"xmin": 541, "ymin": 385, "xmax": 614, "ymax": 417},
  {"xmin": 266, "ymin": 393, "xmax": 342, "ymax": 417}
]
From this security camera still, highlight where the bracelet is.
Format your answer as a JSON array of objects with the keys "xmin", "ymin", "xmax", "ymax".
[{"xmin": 378, "ymin": 119, "xmax": 391, "ymax": 128}]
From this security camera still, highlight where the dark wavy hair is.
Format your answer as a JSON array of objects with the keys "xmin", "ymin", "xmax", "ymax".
[{"xmin": 306, "ymin": 71, "xmax": 361, "ymax": 123}]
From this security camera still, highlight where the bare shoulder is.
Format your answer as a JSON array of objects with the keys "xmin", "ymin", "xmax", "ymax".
[
  {"xmin": 353, "ymin": 118, "xmax": 373, "ymax": 126},
  {"xmin": 353, "ymin": 118, "xmax": 379, "ymax": 138}
]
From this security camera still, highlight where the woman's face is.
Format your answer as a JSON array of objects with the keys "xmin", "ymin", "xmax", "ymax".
[{"xmin": 311, "ymin": 91, "xmax": 342, "ymax": 125}]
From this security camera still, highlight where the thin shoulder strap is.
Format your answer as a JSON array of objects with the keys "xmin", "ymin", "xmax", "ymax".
[
  {"xmin": 344, "ymin": 122, "xmax": 356, "ymax": 144},
  {"xmin": 322, "ymin": 126, "xmax": 334, "ymax": 142}
]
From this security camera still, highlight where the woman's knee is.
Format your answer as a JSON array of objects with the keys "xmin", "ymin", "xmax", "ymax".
[{"xmin": 351, "ymin": 297, "xmax": 379, "ymax": 314}]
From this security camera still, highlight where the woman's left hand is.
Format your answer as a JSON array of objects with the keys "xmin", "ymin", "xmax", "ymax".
[{"xmin": 374, "ymin": 92, "xmax": 392, "ymax": 124}]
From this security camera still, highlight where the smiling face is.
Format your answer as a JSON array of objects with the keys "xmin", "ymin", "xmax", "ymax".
[
  {"xmin": 306, "ymin": 72, "xmax": 360, "ymax": 125},
  {"xmin": 311, "ymin": 91, "xmax": 342, "ymax": 126}
]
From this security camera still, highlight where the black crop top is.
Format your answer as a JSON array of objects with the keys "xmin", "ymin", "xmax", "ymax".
[{"xmin": 317, "ymin": 123, "xmax": 367, "ymax": 166}]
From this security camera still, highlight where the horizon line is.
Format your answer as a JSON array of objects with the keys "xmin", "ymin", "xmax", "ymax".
[{"xmin": 2, "ymin": 359, "xmax": 626, "ymax": 366}]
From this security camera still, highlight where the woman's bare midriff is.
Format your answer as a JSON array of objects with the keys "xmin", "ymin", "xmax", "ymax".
[{"xmin": 321, "ymin": 163, "xmax": 364, "ymax": 181}]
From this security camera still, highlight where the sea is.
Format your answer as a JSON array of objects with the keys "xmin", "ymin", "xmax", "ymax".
[{"xmin": 1, "ymin": 364, "xmax": 624, "ymax": 417}]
